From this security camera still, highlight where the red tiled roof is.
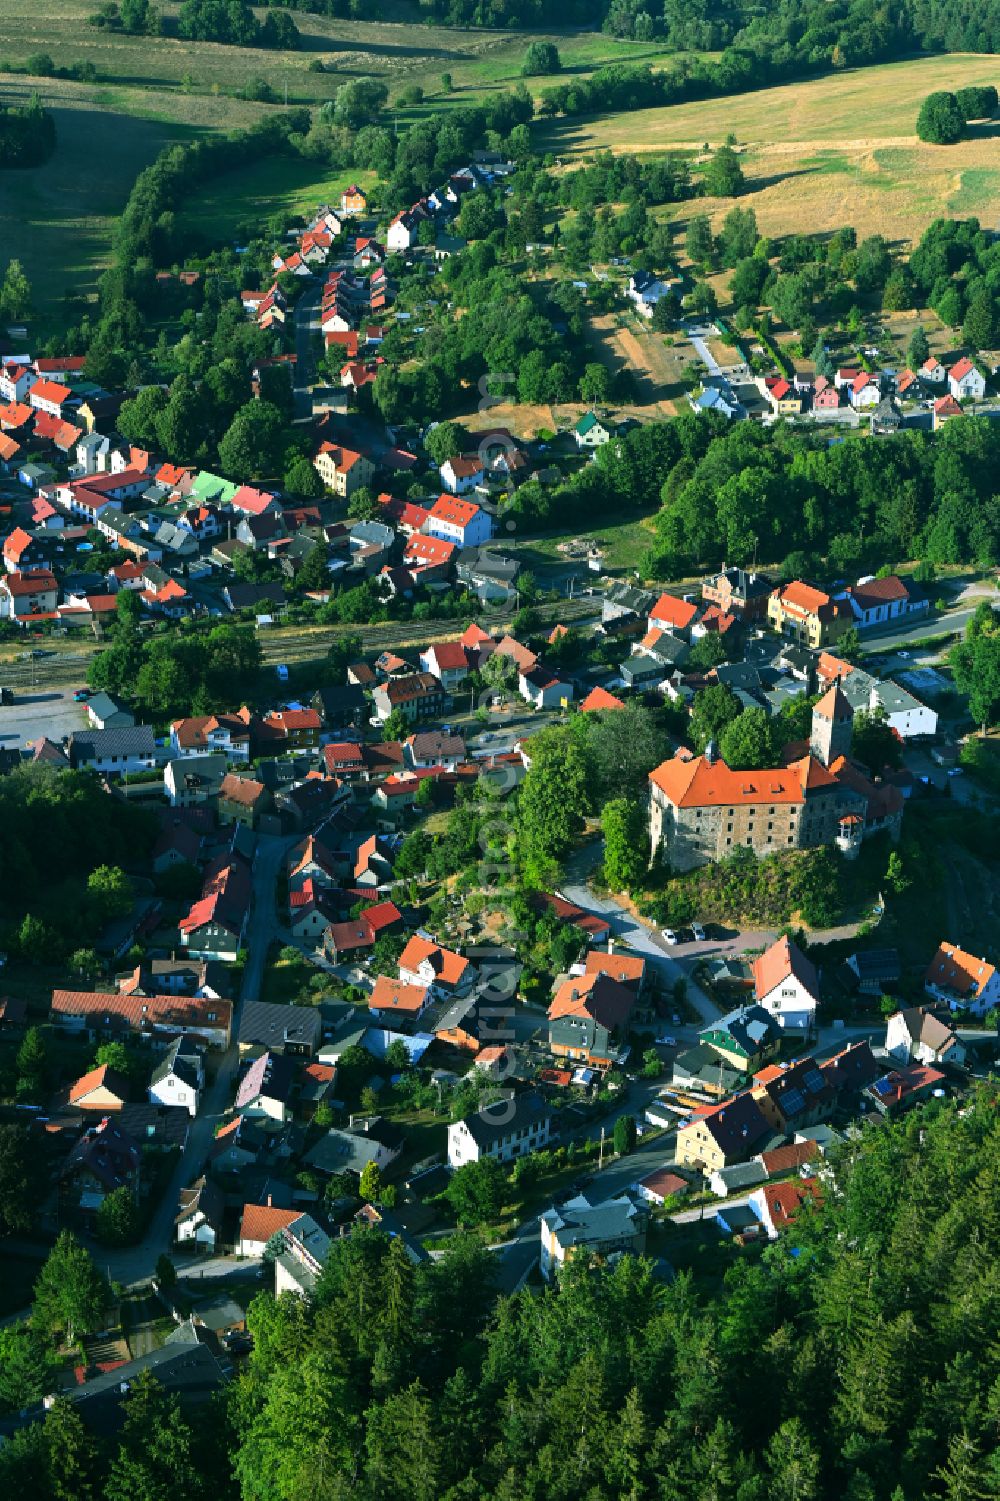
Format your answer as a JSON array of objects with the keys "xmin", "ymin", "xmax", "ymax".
[
  {"xmin": 52, "ymin": 989, "xmax": 230, "ymax": 1035},
  {"xmin": 772, "ymin": 580, "xmax": 834, "ymax": 616},
  {"xmin": 925, "ymin": 942, "xmax": 997, "ymax": 999},
  {"xmin": 370, "ymin": 976, "xmax": 429, "ymax": 1014},
  {"xmin": 30, "ymin": 378, "xmax": 71, "ymax": 406},
  {"xmin": 651, "ymin": 592, "xmax": 698, "ymax": 630},
  {"xmin": 950, "ymin": 356, "xmax": 975, "ymax": 380},
  {"xmin": 753, "ymin": 935, "xmax": 819, "ymax": 1003},
  {"xmin": 428, "ymin": 493, "xmax": 481, "ymax": 527},
  {"xmin": 239, "ymin": 1203, "xmax": 299, "ymax": 1244},
  {"xmin": 399, "ymin": 933, "xmax": 470, "ymax": 988},
  {"xmin": 579, "ymin": 685, "xmax": 626, "ymax": 712},
  {"xmin": 650, "ymin": 752, "xmax": 805, "ymax": 810}
]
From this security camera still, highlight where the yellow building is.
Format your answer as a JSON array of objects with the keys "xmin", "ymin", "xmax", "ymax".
[{"xmin": 767, "ymin": 580, "xmax": 851, "ymax": 649}]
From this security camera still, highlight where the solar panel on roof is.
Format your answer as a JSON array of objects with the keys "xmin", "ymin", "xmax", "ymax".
[
  {"xmin": 873, "ymin": 1077, "xmax": 892, "ymax": 1097},
  {"xmin": 803, "ymin": 1068, "xmax": 825, "ymax": 1094},
  {"xmin": 781, "ymin": 1088, "xmax": 805, "ymax": 1115}
]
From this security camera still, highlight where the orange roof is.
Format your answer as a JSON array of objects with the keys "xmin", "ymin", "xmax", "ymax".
[
  {"xmin": 0, "ymin": 433, "xmax": 21, "ymax": 461},
  {"xmin": 752, "ymin": 935, "xmax": 819, "ymax": 1003},
  {"xmin": 934, "ymin": 396, "xmax": 962, "ymax": 416},
  {"xmin": 650, "ymin": 752, "xmax": 805, "ymax": 810},
  {"xmin": 69, "ymin": 1064, "xmax": 126, "ymax": 1104},
  {"xmin": 772, "ymin": 580, "xmax": 833, "ymax": 616},
  {"xmin": 460, "ymin": 623, "xmax": 492, "ymax": 648},
  {"xmin": 428, "ymin": 493, "xmax": 481, "ymax": 528},
  {"xmin": 580, "ymin": 686, "xmax": 626, "ymax": 713},
  {"xmin": 759, "ymin": 1179, "xmax": 822, "ymax": 1230},
  {"xmin": 239, "ymin": 1203, "xmax": 299, "ymax": 1244},
  {"xmin": 816, "ymin": 651, "xmax": 852, "ymax": 683},
  {"xmin": 950, "ymin": 356, "xmax": 975, "ymax": 380},
  {"xmin": 813, "ymin": 681, "xmax": 852, "ymax": 723},
  {"xmin": 317, "ymin": 442, "xmax": 365, "ymax": 472},
  {"xmin": 584, "ymin": 950, "xmax": 646, "ymax": 988},
  {"xmin": 925, "ymin": 942, "xmax": 997, "ymax": 1000},
  {"xmin": 398, "ymin": 933, "xmax": 469, "ymax": 988},
  {"xmin": 370, "ymin": 976, "xmax": 429, "ymax": 1014},
  {"xmin": 3, "ymin": 526, "xmax": 33, "ymax": 561},
  {"xmin": 0, "ymin": 401, "xmax": 31, "ymax": 429},
  {"xmin": 549, "ymin": 971, "xmax": 635, "ymax": 1031},
  {"xmin": 651, "ymin": 592, "xmax": 698, "ymax": 631},
  {"xmin": 30, "ymin": 378, "xmax": 71, "ymax": 406}
]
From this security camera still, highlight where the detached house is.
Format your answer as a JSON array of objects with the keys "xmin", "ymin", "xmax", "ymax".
[
  {"xmin": 149, "ymin": 1037, "xmax": 203, "ymax": 1116},
  {"xmin": 314, "ymin": 442, "xmax": 375, "ymax": 498},
  {"xmin": 574, "ymin": 411, "xmax": 611, "ymax": 449},
  {"xmin": 948, "ymin": 356, "xmax": 986, "ymax": 401},
  {"xmin": 399, "ymin": 933, "xmax": 472, "ymax": 997},
  {"xmin": 424, "ymin": 493, "xmax": 493, "ymax": 548},
  {"xmin": 547, "ymin": 971, "xmax": 636, "ymax": 1068},
  {"xmin": 371, "ymin": 671, "xmax": 447, "ymax": 726},
  {"xmin": 29, "ymin": 378, "xmax": 71, "ymax": 418},
  {"xmin": 886, "ymin": 1006, "xmax": 966, "ymax": 1069},
  {"xmin": 752, "ymin": 936, "xmax": 821, "ymax": 1033},
  {"xmin": 924, "ymin": 941, "xmax": 1000, "ymax": 1017},
  {"xmin": 675, "ymin": 1091, "xmax": 772, "ymax": 1172},
  {"xmin": 540, "ymin": 1192, "xmax": 648, "ymax": 1280},
  {"xmin": 0, "ymin": 568, "xmax": 58, "ymax": 621},
  {"xmin": 447, "ymin": 1089, "xmax": 553, "ymax": 1168},
  {"xmin": 439, "ymin": 455, "xmax": 485, "ymax": 495},
  {"xmin": 419, "ymin": 639, "xmax": 472, "ymax": 690},
  {"xmin": 175, "ymin": 1176, "xmax": 224, "ymax": 1251}
]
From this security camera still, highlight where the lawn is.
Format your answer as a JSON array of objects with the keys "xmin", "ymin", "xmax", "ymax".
[
  {"xmin": 539, "ymin": 53, "xmax": 1000, "ymax": 241},
  {"xmin": 515, "ymin": 515, "xmax": 658, "ymax": 574},
  {"xmin": 175, "ymin": 158, "xmax": 380, "ymax": 246}
]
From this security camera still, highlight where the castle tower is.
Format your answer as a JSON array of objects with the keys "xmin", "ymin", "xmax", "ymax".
[{"xmin": 810, "ymin": 681, "xmax": 853, "ymax": 767}]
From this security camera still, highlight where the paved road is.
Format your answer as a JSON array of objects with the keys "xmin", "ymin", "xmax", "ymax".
[
  {"xmin": 100, "ymin": 833, "xmax": 294, "ymax": 1286},
  {"xmin": 293, "ymin": 283, "xmax": 321, "ymax": 420}
]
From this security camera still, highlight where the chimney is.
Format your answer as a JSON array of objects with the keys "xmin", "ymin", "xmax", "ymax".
[{"xmin": 266, "ymin": 1193, "xmax": 272, "ymax": 1208}]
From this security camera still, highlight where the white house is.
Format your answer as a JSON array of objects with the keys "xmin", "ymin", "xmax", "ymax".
[
  {"xmin": 948, "ymin": 356, "xmax": 986, "ymax": 401},
  {"xmin": 235, "ymin": 1051, "xmax": 297, "ymax": 1123},
  {"xmin": 175, "ymin": 1176, "xmax": 223, "ymax": 1251},
  {"xmin": 839, "ymin": 574, "xmax": 926, "ymax": 630},
  {"xmin": 447, "ymin": 1090, "xmax": 553, "ymax": 1168},
  {"xmin": 419, "ymin": 640, "xmax": 472, "ymax": 689},
  {"xmin": 626, "ymin": 270, "xmax": 676, "ymax": 318},
  {"xmin": 885, "ymin": 1006, "xmax": 967, "ymax": 1069},
  {"xmin": 438, "ymin": 455, "xmax": 485, "ymax": 495},
  {"xmin": 239, "ymin": 1199, "xmax": 301, "ymax": 1258},
  {"xmin": 67, "ymin": 725, "xmax": 157, "ymax": 776},
  {"xmin": 574, "ymin": 411, "xmax": 611, "ymax": 449},
  {"xmin": 398, "ymin": 933, "xmax": 473, "ymax": 998},
  {"xmin": 752, "ymin": 936, "xmax": 820, "ymax": 1033},
  {"xmin": 149, "ymin": 1037, "xmax": 203, "ymax": 1117},
  {"xmin": 836, "ymin": 669, "xmax": 937, "ymax": 740},
  {"xmin": 519, "ymin": 665, "xmax": 574, "ymax": 710},
  {"xmin": 423, "ymin": 493, "xmax": 493, "ymax": 548},
  {"xmin": 924, "ymin": 942, "xmax": 1000, "ymax": 1017},
  {"xmin": 920, "ymin": 357, "xmax": 946, "ymax": 384},
  {"xmin": 387, "ymin": 210, "xmax": 419, "ymax": 252}
]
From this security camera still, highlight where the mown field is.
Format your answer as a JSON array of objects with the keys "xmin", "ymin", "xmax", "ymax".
[{"xmin": 542, "ymin": 53, "xmax": 1000, "ymax": 242}]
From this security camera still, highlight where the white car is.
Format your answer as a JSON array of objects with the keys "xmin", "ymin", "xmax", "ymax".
[
  {"xmin": 691, "ymin": 922, "xmax": 706, "ymax": 942},
  {"xmin": 661, "ymin": 929, "xmax": 679, "ymax": 946},
  {"xmin": 656, "ymin": 1035, "xmax": 678, "ymax": 1048}
]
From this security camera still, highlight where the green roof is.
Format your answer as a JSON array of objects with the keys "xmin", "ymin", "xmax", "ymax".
[
  {"xmin": 574, "ymin": 411, "xmax": 602, "ymax": 435},
  {"xmin": 191, "ymin": 471, "xmax": 239, "ymax": 505}
]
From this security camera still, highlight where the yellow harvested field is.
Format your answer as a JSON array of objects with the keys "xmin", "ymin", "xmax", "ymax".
[{"xmin": 544, "ymin": 54, "xmax": 1000, "ymax": 241}]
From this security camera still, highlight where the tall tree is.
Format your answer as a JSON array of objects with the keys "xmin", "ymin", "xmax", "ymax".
[{"xmin": 33, "ymin": 1232, "xmax": 108, "ymax": 1346}]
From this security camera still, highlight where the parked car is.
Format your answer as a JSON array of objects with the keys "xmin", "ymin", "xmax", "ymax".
[
  {"xmin": 691, "ymin": 922, "xmax": 706, "ymax": 942},
  {"xmin": 73, "ymin": 688, "xmax": 90, "ymax": 701},
  {"xmin": 275, "ymin": 664, "xmax": 289, "ymax": 682},
  {"xmin": 661, "ymin": 929, "xmax": 679, "ymax": 946},
  {"xmin": 656, "ymin": 1035, "xmax": 678, "ymax": 1048}
]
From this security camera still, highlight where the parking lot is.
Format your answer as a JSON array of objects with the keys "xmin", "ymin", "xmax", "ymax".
[{"xmin": 0, "ymin": 687, "xmax": 89, "ymax": 749}]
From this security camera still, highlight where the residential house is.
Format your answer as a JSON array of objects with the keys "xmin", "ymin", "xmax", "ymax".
[
  {"xmin": 29, "ymin": 377, "xmax": 71, "ymax": 418},
  {"xmin": 761, "ymin": 377, "xmax": 802, "ymax": 415},
  {"xmin": 751, "ymin": 1055, "xmax": 834, "ymax": 1132},
  {"xmin": 387, "ymin": 209, "xmax": 420, "ymax": 251},
  {"xmin": 838, "ymin": 573, "xmax": 928, "ymax": 631},
  {"xmin": 175, "ymin": 1176, "xmax": 224, "ymax": 1251},
  {"xmin": 749, "ymin": 1180, "xmax": 822, "ymax": 1239},
  {"xmin": 649, "ymin": 591, "xmax": 699, "ymax": 638},
  {"xmin": 149, "ymin": 1037, "xmax": 203, "ymax": 1116},
  {"xmin": 579, "ymin": 686, "xmax": 626, "ymax": 713},
  {"xmin": 626, "ymin": 269, "xmax": 676, "ymax": 317},
  {"xmin": 238, "ymin": 999, "xmax": 322, "ymax": 1057},
  {"xmin": 324, "ymin": 901, "xmax": 402, "ymax": 963},
  {"xmin": 834, "ymin": 669, "xmax": 937, "ymax": 741},
  {"xmin": 948, "ymin": 356, "xmax": 986, "ymax": 401},
  {"xmin": 85, "ymin": 692, "xmax": 134, "ymax": 731},
  {"xmin": 845, "ymin": 947, "xmax": 901, "ymax": 995},
  {"xmin": 178, "ymin": 853, "xmax": 252, "ymax": 961},
  {"xmin": 239, "ymin": 1199, "xmax": 302, "ymax": 1258},
  {"xmin": 699, "ymin": 1005, "xmax": 782, "ymax": 1073},
  {"xmin": 418, "ymin": 640, "xmax": 472, "ymax": 691},
  {"xmin": 547, "ymin": 971, "xmax": 636, "ymax": 1068},
  {"xmin": 812, "ymin": 380, "xmax": 841, "ymax": 411},
  {"xmin": 402, "ymin": 531, "xmax": 456, "ymax": 582},
  {"xmin": 340, "ymin": 185, "xmax": 367, "ymax": 215},
  {"xmin": 62, "ymin": 1117, "xmax": 141, "ymax": 1213},
  {"xmin": 849, "ymin": 372, "xmax": 882, "ymax": 409},
  {"xmin": 0, "ymin": 567, "xmax": 58, "ymax": 621},
  {"xmin": 304, "ymin": 1116, "xmax": 405, "ymax": 1177},
  {"xmin": 261, "ymin": 707, "xmax": 323, "ymax": 750},
  {"xmin": 404, "ymin": 731, "xmax": 465, "ymax": 770},
  {"xmin": 933, "ymin": 395, "xmax": 963, "ymax": 430},
  {"xmin": 64, "ymin": 1064, "xmax": 130, "ymax": 1113},
  {"xmin": 439, "ymin": 455, "xmax": 485, "ymax": 495},
  {"xmin": 218, "ymin": 772, "xmax": 272, "ymax": 829},
  {"xmin": 311, "ymin": 682, "xmax": 367, "ymax": 732},
  {"xmin": 675, "ymin": 1091, "xmax": 772, "ymax": 1172},
  {"xmin": 314, "ymin": 442, "xmax": 375, "ymax": 498},
  {"xmin": 519, "ymin": 664, "xmax": 574, "ymax": 710},
  {"xmin": 574, "ymin": 411, "xmax": 611, "ymax": 449},
  {"xmin": 371, "ymin": 672, "xmax": 447, "ymax": 725},
  {"xmin": 752, "ymin": 935, "xmax": 821, "ymax": 1033},
  {"xmin": 885, "ymin": 1006, "xmax": 967, "ymax": 1069},
  {"xmin": 540, "ymin": 1192, "xmax": 648, "ymax": 1280},
  {"xmin": 399, "ymin": 933, "xmax": 473, "ymax": 997},
  {"xmin": 768, "ymin": 580, "xmax": 850, "ymax": 649},
  {"xmin": 369, "ymin": 976, "xmax": 430, "ymax": 1024},
  {"xmin": 447, "ymin": 1089, "xmax": 553, "ymax": 1168},
  {"xmin": 870, "ymin": 396, "xmax": 902, "ymax": 434},
  {"xmin": 235, "ymin": 1051, "xmax": 298, "ymax": 1123},
  {"xmin": 701, "ymin": 566, "xmax": 773, "ymax": 623},
  {"xmin": 455, "ymin": 546, "xmax": 519, "ymax": 605},
  {"xmin": 51, "ymin": 990, "xmax": 231, "ymax": 1048},
  {"xmin": 272, "ymin": 1213, "xmax": 333, "ymax": 1297},
  {"xmin": 169, "ymin": 712, "xmax": 252, "ymax": 762},
  {"xmin": 921, "ymin": 357, "xmax": 946, "ymax": 384},
  {"xmin": 424, "ymin": 493, "xmax": 493, "ymax": 548},
  {"xmin": 865, "ymin": 1063, "xmax": 946, "ymax": 1116},
  {"xmin": 633, "ymin": 1170, "xmax": 689, "ymax": 1208},
  {"xmin": 924, "ymin": 942, "xmax": 1000, "ymax": 1017},
  {"xmin": 67, "ymin": 725, "xmax": 157, "ymax": 776},
  {"xmin": 164, "ymin": 753, "xmax": 227, "ymax": 808}
]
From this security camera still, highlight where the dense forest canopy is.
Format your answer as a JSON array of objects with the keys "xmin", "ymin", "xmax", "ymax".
[{"xmin": 3, "ymin": 1092, "xmax": 1000, "ymax": 1497}]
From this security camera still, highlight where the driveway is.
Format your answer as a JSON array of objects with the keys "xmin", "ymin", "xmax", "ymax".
[{"xmin": 293, "ymin": 284, "xmax": 321, "ymax": 420}]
